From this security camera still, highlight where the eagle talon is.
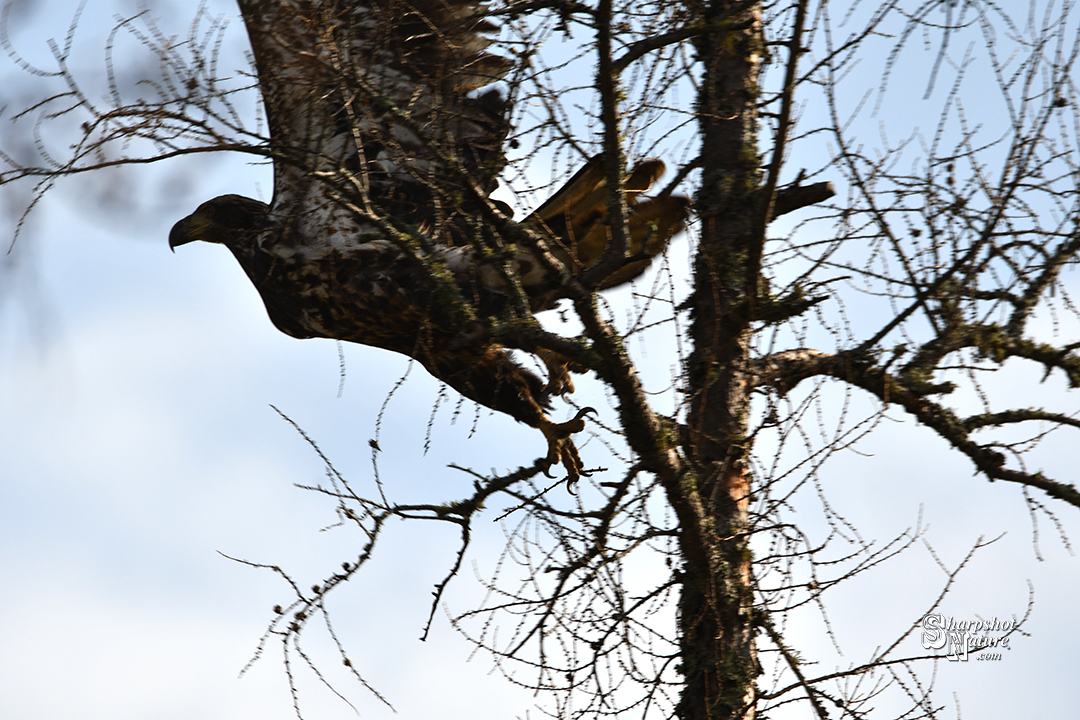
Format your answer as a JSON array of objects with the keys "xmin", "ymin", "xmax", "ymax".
[
  {"xmin": 537, "ymin": 348, "xmax": 587, "ymax": 397},
  {"xmin": 537, "ymin": 407, "xmax": 596, "ymax": 490}
]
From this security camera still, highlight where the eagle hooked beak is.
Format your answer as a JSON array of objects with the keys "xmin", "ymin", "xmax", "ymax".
[
  {"xmin": 168, "ymin": 195, "xmax": 268, "ymax": 252},
  {"xmin": 168, "ymin": 214, "xmax": 203, "ymax": 252}
]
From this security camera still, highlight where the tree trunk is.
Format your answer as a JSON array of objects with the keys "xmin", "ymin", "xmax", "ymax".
[{"xmin": 677, "ymin": 2, "xmax": 763, "ymax": 719}]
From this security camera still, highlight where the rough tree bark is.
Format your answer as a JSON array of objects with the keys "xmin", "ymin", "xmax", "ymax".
[{"xmin": 676, "ymin": 2, "xmax": 764, "ymax": 719}]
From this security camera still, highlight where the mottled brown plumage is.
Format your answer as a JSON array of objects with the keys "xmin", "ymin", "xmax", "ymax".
[{"xmin": 170, "ymin": 0, "xmax": 688, "ymax": 486}]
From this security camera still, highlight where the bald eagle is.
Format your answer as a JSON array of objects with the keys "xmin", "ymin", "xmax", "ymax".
[{"xmin": 169, "ymin": 0, "xmax": 688, "ymax": 486}]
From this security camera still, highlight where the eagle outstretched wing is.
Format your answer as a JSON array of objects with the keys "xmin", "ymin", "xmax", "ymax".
[{"xmin": 169, "ymin": 0, "xmax": 688, "ymax": 486}]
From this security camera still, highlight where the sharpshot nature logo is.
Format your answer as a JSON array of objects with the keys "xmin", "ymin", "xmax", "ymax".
[{"xmin": 920, "ymin": 613, "xmax": 1015, "ymax": 661}]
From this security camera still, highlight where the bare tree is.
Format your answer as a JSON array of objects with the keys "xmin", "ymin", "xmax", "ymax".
[{"xmin": 3, "ymin": 1, "xmax": 1079, "ymax": 719}]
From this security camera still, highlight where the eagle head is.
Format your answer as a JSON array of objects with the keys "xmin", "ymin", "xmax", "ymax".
[{"xmin": 169, "ymin": 194, "xmax": 269, "ymax": 251}]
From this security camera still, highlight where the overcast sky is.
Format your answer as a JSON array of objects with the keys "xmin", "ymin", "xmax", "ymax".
[{"xmin": 1, "ymin": 2, "xmax": 1078, "ymax": 719}]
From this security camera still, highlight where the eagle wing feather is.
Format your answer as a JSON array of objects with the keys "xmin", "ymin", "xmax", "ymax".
[{"xmin": 236, "ymin": 0, "xmax": 510, "ymax": 244}]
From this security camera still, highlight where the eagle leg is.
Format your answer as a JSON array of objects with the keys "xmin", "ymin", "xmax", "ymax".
[
  {"xmin": 537, "ymin": 407, "xmax": 596, "ymax": 492},
  {"xmin": 422, "ymin": 347, "xmax": 594, "ymax": 490},
  {"xmin": 536, "ymin": 347, "xmax": 588, "ymax": 396}
]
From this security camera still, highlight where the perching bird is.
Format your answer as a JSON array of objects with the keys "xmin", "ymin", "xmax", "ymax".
[{"xmin": 169, "ymin": 0, "xmax": 688, "ymax": 486}]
